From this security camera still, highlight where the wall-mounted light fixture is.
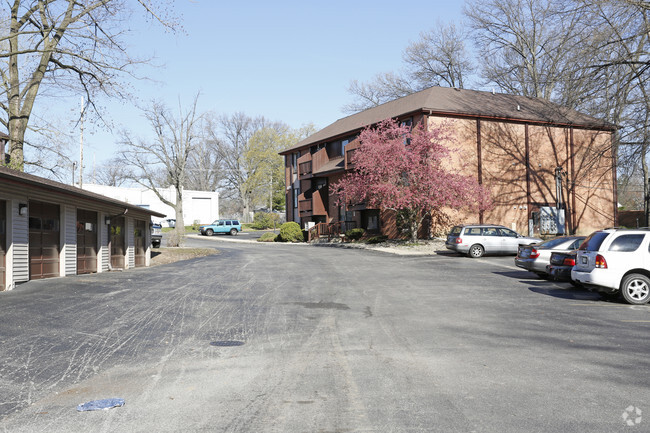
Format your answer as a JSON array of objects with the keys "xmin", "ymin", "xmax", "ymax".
[
  {"xmin": 104, "ymin": 216, "xmax": 111, "ymax": 225},
  {"xmin": 18, "ymin": 203, "xmax": 27, "ymax": 216}
]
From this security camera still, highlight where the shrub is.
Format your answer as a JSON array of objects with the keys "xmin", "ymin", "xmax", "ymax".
[
  {"xmin": 345, "ymin": 228, "xmax": 365, "ymax": 241},
  {"xmin": 257, "ymin": 232, "xmax": 277, "ymax": 242},
  {"xmin": 191, "ymin": 220, "xmax": 201, "ymax": 231},
  {"xmin": 366, "ymin": 235, "xmax": 388, "ymax": 244},
  {"xmin": 278, "ymin": 221, "xmax": 304, "ymax": 242},
  {"xmin": 251, "ymin": 212, "xmax": 280, "ymax": 230}
]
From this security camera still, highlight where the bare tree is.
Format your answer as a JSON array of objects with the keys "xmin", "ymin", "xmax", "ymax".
[
  {"xmin": 343, "ymin": 73, "xmax": 416, "ymax": 113},
  {"xmin": 185, "ymin": 138, "xmax": 221, "ymax": 192},
  {"xmin": 571, "ymin": 0, "xmax": 650, "ymax": 224},
  {"xmin": 119, "ymin": 95, "xmax": 202, "ymax": 246},
  {"xmin": 403, "ymin": 22, "xmax": 475, "ymax": 90},
  {"xmin": 205, "ymin": 113, "xmax": 267, "ymax": 221},
  {"xmin": 464, "ymin": 0, "xmax": 592, "ymax": 101},
  {"xmin": 204, "ymin": 113, "xmax": 305, "ymax": 221},
  {"xmin": 343, "ymin": 22, "xmax": 475, "ymax": 113},
  {"xmin": 94, "ymin": 156, "xmax": 131, "ymax": 186},
  {"xmin": 0, "ymin": 0, "xmax": 179, "ymax": 170}
]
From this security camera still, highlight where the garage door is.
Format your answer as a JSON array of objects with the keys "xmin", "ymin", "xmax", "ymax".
[
  {"xmin": 110, "ymin": 216, "xmax": 125, "ymax": 269},
  {"xmin": 0, "ymin": 200, "xmax": 6, "ymax": 291},
  {"xmin": 77, "ymin": 209, "xmax": 98, "ymax": 274},
  {"xmin": 29, "ymin": 201, "xmax": 60, "ymax": 280},
  {"xmin": 134, "ymin": 219, "xmax": 146, "ymax": 267}
]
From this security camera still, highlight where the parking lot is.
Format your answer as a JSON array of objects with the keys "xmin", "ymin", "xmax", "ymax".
[{"xmin": 0, "ymin": 239, "xmax": 648, "ymax": 432}]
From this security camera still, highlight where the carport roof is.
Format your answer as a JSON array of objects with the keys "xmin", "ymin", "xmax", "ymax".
[
  {"xmin": 280, "ymin": 86, "xmax": 616, "ymax": 155},
  {"xmin": 0, "ymin": 166, "xmax": 166, "ymax": 218}
]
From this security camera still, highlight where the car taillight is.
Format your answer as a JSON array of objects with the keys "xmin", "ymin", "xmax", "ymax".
[
  {"xmin": 455, "ymin": 238, "xmax": 462, "ymax": 244},
  {"xmin": 595, "ymin": 254, "xmax": 608, "ymax": 269},
  {"xmin": 530, "ymin": 248, "xmax": 539, "ymax": 259},
  {"xmin": 562, "ymin": 257, "xmax": 575, "ymax": 266}
]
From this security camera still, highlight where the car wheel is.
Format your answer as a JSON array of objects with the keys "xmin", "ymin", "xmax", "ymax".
[
  {"xmin": 230, "ymin": 228, "xmax": 238, "ymax": 236},
  {"xmin": 468, "ymin": 244, "xmax": 484, "ymax": 258},
  {"xmin": 569, "ymin": 279, "xmax": 582, "ymax": 288},
  {"xmin": 205, "ymin": 229, "xmax": 214, "ymax": 236},
  {"xmin": 621, "ymin": 273, "xmax": 650, "ymax": 305}
]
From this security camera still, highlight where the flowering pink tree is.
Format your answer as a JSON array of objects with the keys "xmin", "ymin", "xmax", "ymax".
[{"xmin": 333, "ymin": 119, "xmax": 491, "ymax": 241}]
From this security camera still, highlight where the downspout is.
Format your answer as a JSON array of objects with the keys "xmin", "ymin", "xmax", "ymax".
[
  {"xmin": 565, "ymin": 130, "xmax": 573, "ymax": 234},
  {"xmin": 477, "ymin": 119, "xmax": 483, "ymax": 224},
  {"xmin": 611, "ymin": 130, "xmax": 618, "ymax": 227},
  {"xmin": 525, "ymin": 124, "xmax": 532, "ymax": 234},
  {"xmin": 570, "ymin": 128, "xmax": 577, "ymax": 232}
]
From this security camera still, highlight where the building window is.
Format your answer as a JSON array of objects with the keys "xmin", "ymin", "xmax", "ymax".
[
  {"xmin": 293, "ymin": 188, "xmax": 299, "ymax": 208},
  {"xmin": 291, "ymin": 153, "xmax": 298, "ymax": 174},
  {"xmin": 401, "ymin": 118, "xmax": 413, "ymax": 145}
]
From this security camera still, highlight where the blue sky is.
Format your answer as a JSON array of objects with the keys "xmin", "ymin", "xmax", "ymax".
[{"xmin": 61, "ymin": 0, "xmax": 467, "ymax": 168}]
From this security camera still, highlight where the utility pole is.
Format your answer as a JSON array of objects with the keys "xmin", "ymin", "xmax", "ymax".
[{"xmin": 79, "ymin": 96, "xmax": 84, "ymax": 188}]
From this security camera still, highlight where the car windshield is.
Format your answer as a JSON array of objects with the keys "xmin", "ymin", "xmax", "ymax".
[{"xmin": 579, "ymin": 231, "xmax": 610, "ymax": 251}]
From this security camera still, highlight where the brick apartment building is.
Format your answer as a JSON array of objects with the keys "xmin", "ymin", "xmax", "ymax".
[{"xmin": 280, "ymin": 86, "xmax": 616, "ymax": 239}]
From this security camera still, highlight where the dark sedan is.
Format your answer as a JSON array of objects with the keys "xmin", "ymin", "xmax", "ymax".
[
  {"xmin": 546, "ymin": 250, "xmax": 580, "ymax": 286},
  {"xmin": 515, "ymin": 236, "xmax": 585, "ymax": 278}
]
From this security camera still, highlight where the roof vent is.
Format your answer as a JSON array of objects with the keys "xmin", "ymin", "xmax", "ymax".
[
  {"xmin": 492, "ymin": 88, "xmax": 495, "ymax": 95},
  {"xmin": 517, "ymin": 105, "xmax": 521, "ymax": 111}
]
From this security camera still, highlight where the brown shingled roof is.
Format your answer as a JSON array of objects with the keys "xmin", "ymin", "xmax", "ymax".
[
  {"xmin": 0, "ymin": 165, "xmax": 166, "ymax": 218},
  {"xmin": 280, "ymin": 86, "xmax": 614, "ymax": 155}
]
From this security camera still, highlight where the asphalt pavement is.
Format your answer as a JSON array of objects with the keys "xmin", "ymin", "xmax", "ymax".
[{"xmin": 0, "ymin": 237, "xmax": 648, "ymax": 432}]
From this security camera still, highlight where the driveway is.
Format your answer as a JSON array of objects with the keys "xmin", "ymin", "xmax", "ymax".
[{"xmin": 0, "ymin": 240, "xmax": 648, "ymax": 432}]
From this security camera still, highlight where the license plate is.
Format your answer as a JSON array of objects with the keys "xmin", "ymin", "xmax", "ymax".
[{"xmin": 581, "ymin": 256, "xmax": 588, "ymax": 264}]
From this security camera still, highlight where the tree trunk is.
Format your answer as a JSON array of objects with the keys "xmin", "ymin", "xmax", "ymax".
[
  {"xmin": 410, "ymin": 210, "xmax": 419, "ymax": 243},
  {"xmin": 7, "ymin": 120, "xmax": 25, "ymax": 170},
  {"xmin": 170, "ymin": 186, "xmax": 185, "ymax": 247}
]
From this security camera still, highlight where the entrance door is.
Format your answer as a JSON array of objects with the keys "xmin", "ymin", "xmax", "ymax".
[
  {"xmin": 77, "ymin": 209, "xmax": 98, "ymax": 274},
  {"xmin": 0, "ymin": 201, "xmax": 6, "ymax": 291},
  {"xmin": 134, "ymin": 219, "xmax": 146, "ymax": 267},
  {"xmin": 110, "ymin": 216, "xmax": 125, "ymax": 269},
  {"xmin": 29, "ymin": 201, "xmax": 60, "ymax": 280}
]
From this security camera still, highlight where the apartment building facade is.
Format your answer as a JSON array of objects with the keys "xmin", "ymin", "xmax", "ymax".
[{"xmin": 280, "ymin": 86, "xmax": 616, "ymax": 239}]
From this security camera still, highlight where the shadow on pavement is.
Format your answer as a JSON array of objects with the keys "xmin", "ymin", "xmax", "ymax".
[{"xmin": 527, "ymin": 285, "xmax": 608, "ymax": 301}]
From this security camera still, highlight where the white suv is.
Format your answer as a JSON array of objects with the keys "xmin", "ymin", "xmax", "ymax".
[{"xmin": 571, "ymin": 228, "xmax": 650, "ymax": 304}]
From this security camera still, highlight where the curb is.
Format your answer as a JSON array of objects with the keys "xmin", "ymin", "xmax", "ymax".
[{"xmin": 187, "ymin": 234, "xmax": 448, "ymax": 256}]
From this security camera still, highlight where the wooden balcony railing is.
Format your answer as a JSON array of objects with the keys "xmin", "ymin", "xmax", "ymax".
[
  {"xmin": 345, "ymin": 148, "xmax": 357, "ymax": 169},
  {"xmin": 299, "ymin": 160, "xmax": 312, "ymax": 177},
  {"xmin": 299, "ymin": 199, "xmax": 312, "ymax": 214},
  {"xmin": 307, "ymin": 220, "xmax": 358, "ymax": 242}
]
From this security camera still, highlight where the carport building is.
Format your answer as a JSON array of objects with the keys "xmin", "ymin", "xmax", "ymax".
[{"xmin": 0, "ymin": 166, "xmax": 165, "ymax": 291}]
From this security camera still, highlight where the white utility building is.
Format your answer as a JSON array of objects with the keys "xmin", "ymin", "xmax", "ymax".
[{"xmin": 82, "ymin": 184, "xmax": 219, "ymax": 226}]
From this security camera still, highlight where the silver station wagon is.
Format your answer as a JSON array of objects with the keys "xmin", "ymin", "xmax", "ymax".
[{"xmin": 446, "ymin": 224, "xmax": 542, "ymax": 258}]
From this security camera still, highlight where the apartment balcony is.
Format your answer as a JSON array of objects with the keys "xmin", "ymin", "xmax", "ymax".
[
  {"xmin": 298, "ymin": 190, "xmax": 327, "ymax": 217},
  {"xmin": 345, "ymin": 141, "xmax": 360, "ymax": 170},
  {"xmin": 298, "ymin": 199, "xmax": 312, "ymax": 215},
  {"xmin": 299, "ymin": 160, "xmax": 312, "ymax": 178},
  {"xmin": 297, "ymin": 151, "xmax": 312, "ymax": 179}
]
